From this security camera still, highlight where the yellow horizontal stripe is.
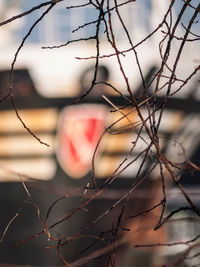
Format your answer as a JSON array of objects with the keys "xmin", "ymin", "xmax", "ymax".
[
  {"xmin": 0, "ymin": 158, "xmax": 56, "ymax": 182},
  {"xmin": 0, "ymin": 108, "xmax": 59, "ymax": 133},
  {"xmin": 0, "ymin": 134, "xmax": 55, "ymax": 156}
]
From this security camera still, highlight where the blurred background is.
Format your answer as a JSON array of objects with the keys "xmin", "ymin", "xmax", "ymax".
[{"xmin": 0, "ymin": 0, "xmax": 200, "ymax": 266}]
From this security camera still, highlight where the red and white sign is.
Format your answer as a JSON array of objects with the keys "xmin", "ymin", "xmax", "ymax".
[{"xmin": 56, "ymin": 104, "xmax": 108, "ymax": 178}]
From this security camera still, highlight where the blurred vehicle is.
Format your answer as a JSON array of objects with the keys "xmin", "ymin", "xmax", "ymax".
[
  {"xmin": 0, "ymin": 0, "xmax": 199, "ymax": 181},
  {"xmin": 0, "ymin": 0, "xmax": 200, "ymax": 266}
]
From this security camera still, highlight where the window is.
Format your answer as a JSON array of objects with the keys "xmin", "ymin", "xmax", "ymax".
[
  {"xmin": 174, "ymin": 0, "xmax": 200, "ymax": 36},
  {"xmin": 13, "ymin": 1, "xmax": 99, "ymax": 44}
]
